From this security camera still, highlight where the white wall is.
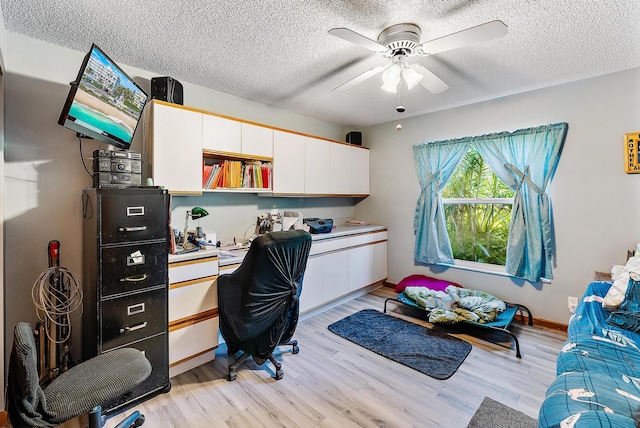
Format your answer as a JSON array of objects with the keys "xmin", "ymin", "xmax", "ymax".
[
  {"xmin": 357, "ymin": 67, "xmax": 640, "ymax": 324},
  {"xmin": 3, "ymin": 33, "xmax": 350, "ymax": 366}
]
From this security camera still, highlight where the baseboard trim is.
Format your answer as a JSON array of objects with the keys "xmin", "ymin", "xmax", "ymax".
[{"xmin": 382, "ymin": 281, "xmax": 568, "ymax": 332}]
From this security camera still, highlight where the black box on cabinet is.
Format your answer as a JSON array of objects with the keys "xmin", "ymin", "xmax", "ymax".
[
  {"xmin": 346, "ymin": 131, "xmax": 362, "ymax": 146},
  {"xmin": 151, "ymin": 76, "xmax": 183, "ymax": 105}
]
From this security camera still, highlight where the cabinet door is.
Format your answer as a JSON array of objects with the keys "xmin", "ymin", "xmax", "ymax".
[
  {"xmin": 370, "ymin": 241, "xmax": 388, "ymax": 283},
  {"xmin": 323, "ymin": 250, "xmax": 350, "ymax": 301},
  {"xmin": 351, "ymin": 147, "xmax": 370, "ymax": 195},
  {"xmin": 151, "ymin": 103, "xmax": 202, "ymax": 193},
  {"xmin": 272, "ymin": 130, "xmax": 304, "ymax": 194},
  {"xmin": 299, "ymin": 256, "xmax": 323, "ymax": 313},
  {"xmin": 304, "ymin": 137, "xmax": 331, "ymax": 194},
  {"xmin": 242, "ymin": 123, "xmax": 273, "ymax": 158},
  {"xmin": 348, "ymin": 245, "xmax": 371, "ymax": 291},
  {"xmin": 202, "ymin": 113, "xmax": 241, "ymax": 153},
  {"xmin": 330, "ymin": 143, "xmax": 351, "ymax": 195}
]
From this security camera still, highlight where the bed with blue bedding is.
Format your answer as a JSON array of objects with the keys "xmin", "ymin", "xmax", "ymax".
[
  {"xmin": 384, "ymin": 285, "xmax": 532, "ymax": 358},
  {"xmin": 538, "ymin": 280, "xmax": 640, "ymax": 427}
]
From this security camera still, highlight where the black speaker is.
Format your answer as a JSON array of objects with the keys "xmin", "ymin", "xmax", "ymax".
[
  {"xmin": 346, "ymin": 131, "xmax": 362, "ymax": 146},
  {"xmin": 151, "ymin": 76, "xmax": 183, "ymax": 105}
]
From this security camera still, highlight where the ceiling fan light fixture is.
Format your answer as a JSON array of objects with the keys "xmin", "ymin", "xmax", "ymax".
[
  {"xmin": 402, "ymin": 67, "xmax": 423, "ymax": 90},
  {"xmin": 381, "ymin": 64, "xmax": 401, "ymax": 85},
  {"xmin": 380, "ymin": 81, "xmax": 398, "ymax": 93},
  {"xmin": 381, "ymin": 63, "xmax": 401, "ymax": 93}
]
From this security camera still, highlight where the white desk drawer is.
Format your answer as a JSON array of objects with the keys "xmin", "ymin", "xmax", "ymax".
[
  {"xmin": 309, "ymin": 237, "xmax": 349, "ymax": 256},
  {"xmin": 348, "ymin": 233, "xmax": 370, "ymax": 246},
  {"xmin": 169, "ymin": 257, "xmax": 218, "ymax": 284},
  {"xmin": 219, "ymin": 263, "xmax": 241, "ymax": 275},
  {"xmin": 369, "ymin": 231, "xmax": 387, "ymax": 242},
  {"xmin": 169, "ymin": 278, "xmax": 218, "ymax": 322},
  {"xmin": 169, "ymin": 317, "xmax": 219, "ymax": 365}
]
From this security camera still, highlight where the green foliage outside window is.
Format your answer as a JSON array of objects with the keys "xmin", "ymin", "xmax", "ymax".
[{"xmin": 442, "ymin": 146, "xmax": 514, "ymax": 265}]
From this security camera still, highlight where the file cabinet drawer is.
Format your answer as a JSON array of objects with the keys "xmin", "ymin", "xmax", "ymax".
[
  {"xmin": 101, "ymin": 333, "xmax": 169, "ymax": 411},
  {"xmin": 100, "ymin": 193, "xmax": 168, "ymax": 245},
  {"xmin": 101, "ymin": 242, "xmax": 168, "ymax": 296},
  {"xmin": 101, "ymin": 288, "xmax": 167, "ymax": 350}
]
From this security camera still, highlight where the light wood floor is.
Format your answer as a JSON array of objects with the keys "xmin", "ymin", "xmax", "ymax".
[{"xmin": 105, "ymin": 288, "xmax": 567, "ymax": 428}]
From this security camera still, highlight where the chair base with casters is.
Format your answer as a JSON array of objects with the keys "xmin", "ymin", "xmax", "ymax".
[
  {"xmin": 227, "ymin": 339, "xmax": 300, "ymax": 381},
  {"xmin": 89, "ymin": 406, "xmax": 145, "ymax": 428},
  {"xmin": 8, "ymin": 322, "xmax": 152, "ymax": 428}
]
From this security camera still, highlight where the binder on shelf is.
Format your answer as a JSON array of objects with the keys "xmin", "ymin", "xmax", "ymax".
[{"xmin": 203, "ymin": 159, "xmax": 272, "ymax": 190}]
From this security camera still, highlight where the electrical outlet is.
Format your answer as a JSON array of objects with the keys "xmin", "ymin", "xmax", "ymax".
[{"xmin": 568, "ymin": 296, "xmax": 579, "ymax": 313}]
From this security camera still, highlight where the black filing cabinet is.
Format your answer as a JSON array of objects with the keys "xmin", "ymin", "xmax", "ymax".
[{"xmin": 82, "ymin": 187, "xmax": 170, "ymax": 413}]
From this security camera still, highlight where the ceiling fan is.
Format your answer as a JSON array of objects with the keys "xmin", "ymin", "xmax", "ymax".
[{"xmin": 328, "ymin": 20, "xmax": 507, "ymax": 94}]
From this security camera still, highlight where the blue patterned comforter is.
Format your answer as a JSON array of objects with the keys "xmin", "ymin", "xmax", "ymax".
[{"xmin": 538, "ymin": 281, "xmax": 640, "ymax": 427}]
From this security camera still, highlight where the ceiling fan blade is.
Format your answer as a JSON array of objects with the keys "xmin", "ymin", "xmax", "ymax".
[
  {"xmin": 333, "ymin": 65, "xmax": 386, "ymax": 92},
  {"xmin": 416, "ymin": 20, "xmax": 507, "ymax": 56},
  {"xmin": 411, "ymin": 64, "xmax": 449, "ymax": 94},
  {"xmin": 328, "ymin": 28, "xmax": 388, "ymax": 53}
]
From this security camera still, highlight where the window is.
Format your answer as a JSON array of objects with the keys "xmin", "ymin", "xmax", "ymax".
[{"xmin": 441, "ymin": 145, "xmax": 514, "ymax": 265}]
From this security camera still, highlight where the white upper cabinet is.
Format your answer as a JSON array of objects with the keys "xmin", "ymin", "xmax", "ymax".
[
  {"xmin": 145, "ymin": 101, "xmax": 369, "ymax": 196},
  {"xmin": 145, "ymin": 102, "xmax": 203, "ymax": 194},
  {"xmin": 202, "ymin": 113, "xmax": 241, "ymax": 153},
  {"xmin": 304, "ymin": 137, "xmax": 331, "ymax": 195},
  {"xmin": 241, "ymin": 123, "xmax": 273, "ymax": 158},
  {"xmin": 351, "ymin": 146, "xmax": 370, "ymax": 195},
  {"xmin": 330, "ymin": 143, "xmax": 352, "ymax": 195},
  {"xmin": 272, "ymin": 130, "xmax": 304, "ymax": 194}
]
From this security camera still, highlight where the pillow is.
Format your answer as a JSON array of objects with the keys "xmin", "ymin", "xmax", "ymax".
[
  {"xmin": 603, "ymin": 257, "xmax": 640, "ymax": 311},
  {"xmin": 607, "ymin": 272, "xmax": 640, "ymax": 332},
  {"xmin": 611, "ymin": 264, "xmax": 624, "ymax": 280},
  {"xmin": 394, "ymin": 274, "xmax": 461, "ymax": 293}
]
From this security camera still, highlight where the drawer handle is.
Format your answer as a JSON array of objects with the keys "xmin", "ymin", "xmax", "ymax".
[
  {"xmin": 120, "ymin": 322, "xmax": 147, "ymax": 333},
  {"xmin": 127, "ymin": 303, "xmax": 145, "ymax": 315},
  {"xmin": 118, "ymin": 226, "xmax": 147, "ymax": 233},
  {"xmin": 121, "ymin": 274, "xmax": 148, "ymax": 282}
]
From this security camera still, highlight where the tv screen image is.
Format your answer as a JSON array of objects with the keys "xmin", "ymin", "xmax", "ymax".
[{"xmin": 58, "ymin": 44, "xmax": 148, "ymax": 150}]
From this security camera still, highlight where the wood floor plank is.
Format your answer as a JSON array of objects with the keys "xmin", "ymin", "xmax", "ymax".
[{"xmin": 104, "ymin": 288, "xmax": 567, "ymax": 428}]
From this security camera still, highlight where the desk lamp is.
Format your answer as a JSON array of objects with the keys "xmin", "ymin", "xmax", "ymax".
[{"xmin": 181, "ymin": 206, "xmax": 209, "ymax": 251}]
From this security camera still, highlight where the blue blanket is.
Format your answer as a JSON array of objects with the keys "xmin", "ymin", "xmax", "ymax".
[{"xmin": 538, "ymin": 281, "xmax": 640, "ymax": 427}]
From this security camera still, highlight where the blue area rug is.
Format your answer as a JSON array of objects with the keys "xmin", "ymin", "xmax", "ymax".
[{"xmin": 328, "ymin": 309, "xmax": 472, "ymax": 380}]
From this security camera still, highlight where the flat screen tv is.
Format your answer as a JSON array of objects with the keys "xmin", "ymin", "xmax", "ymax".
[{"xmin": 58, "ymin": 44, "xmax": 148, "ymax": 151}]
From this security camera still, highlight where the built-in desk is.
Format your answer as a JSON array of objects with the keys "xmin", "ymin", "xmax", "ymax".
[
  {"xmin": 167, "ymin": 248, "xmax": 220, "ymax": 377},
  {"xmin": 166, "ymin": 225, "xmax": 387, "ymax": 377}
]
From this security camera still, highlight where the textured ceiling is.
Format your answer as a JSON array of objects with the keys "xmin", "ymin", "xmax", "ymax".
[{"xmin": 1, "ymin": 0, "xmax": 639, "ymax": 128}]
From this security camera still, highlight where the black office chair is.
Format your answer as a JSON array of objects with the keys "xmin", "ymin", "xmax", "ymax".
[
  {"xmin": 7, "ymin": 322, "xmax": 150, "ymax": 428},
  {"xmin": 217, "ymin": 229, "xmax": 312, "ymax": 381}
]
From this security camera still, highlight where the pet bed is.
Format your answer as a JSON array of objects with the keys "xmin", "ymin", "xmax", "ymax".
[{"xmin": 384, "ymin": 279, "xmax": 533, "ymax": 358}]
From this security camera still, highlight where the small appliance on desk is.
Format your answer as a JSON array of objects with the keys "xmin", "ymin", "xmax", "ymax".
[
  {"xmin": 304, "ymin": 218, "xmax": 333, "ymax": 234},
  {"xmin": 283, "ymin": 211, "xmax": 304, "ymax": 231}
]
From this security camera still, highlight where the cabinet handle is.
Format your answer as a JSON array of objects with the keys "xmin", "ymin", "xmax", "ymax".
[
  {"xmin": 120, "ymin": 274, "xmax": 148, "ymax": 282},
  {"xmin": 118, "ymin": 226, "xmax": 147, "ymax": 233},
  {"xmin": 120, "ymin": 322, "xmax": 148, "ymax": 333}
]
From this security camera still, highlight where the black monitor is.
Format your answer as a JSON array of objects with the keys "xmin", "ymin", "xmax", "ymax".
[{"xmin": 58, "ymin": 44, "xmax": 148, "ymax": 150}]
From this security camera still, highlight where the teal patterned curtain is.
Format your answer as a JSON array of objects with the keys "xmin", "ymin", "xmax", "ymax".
[
  {"xmin": 473, "ymin": 123, "xmax": 568, "ymax": 281},
  {"xmin": 413, "ymin": 138, "xmax": 471, "ymax": 265},
  {"xmin": 413, "ymin": 123, "xmax": 567, "ymax": 282}
]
